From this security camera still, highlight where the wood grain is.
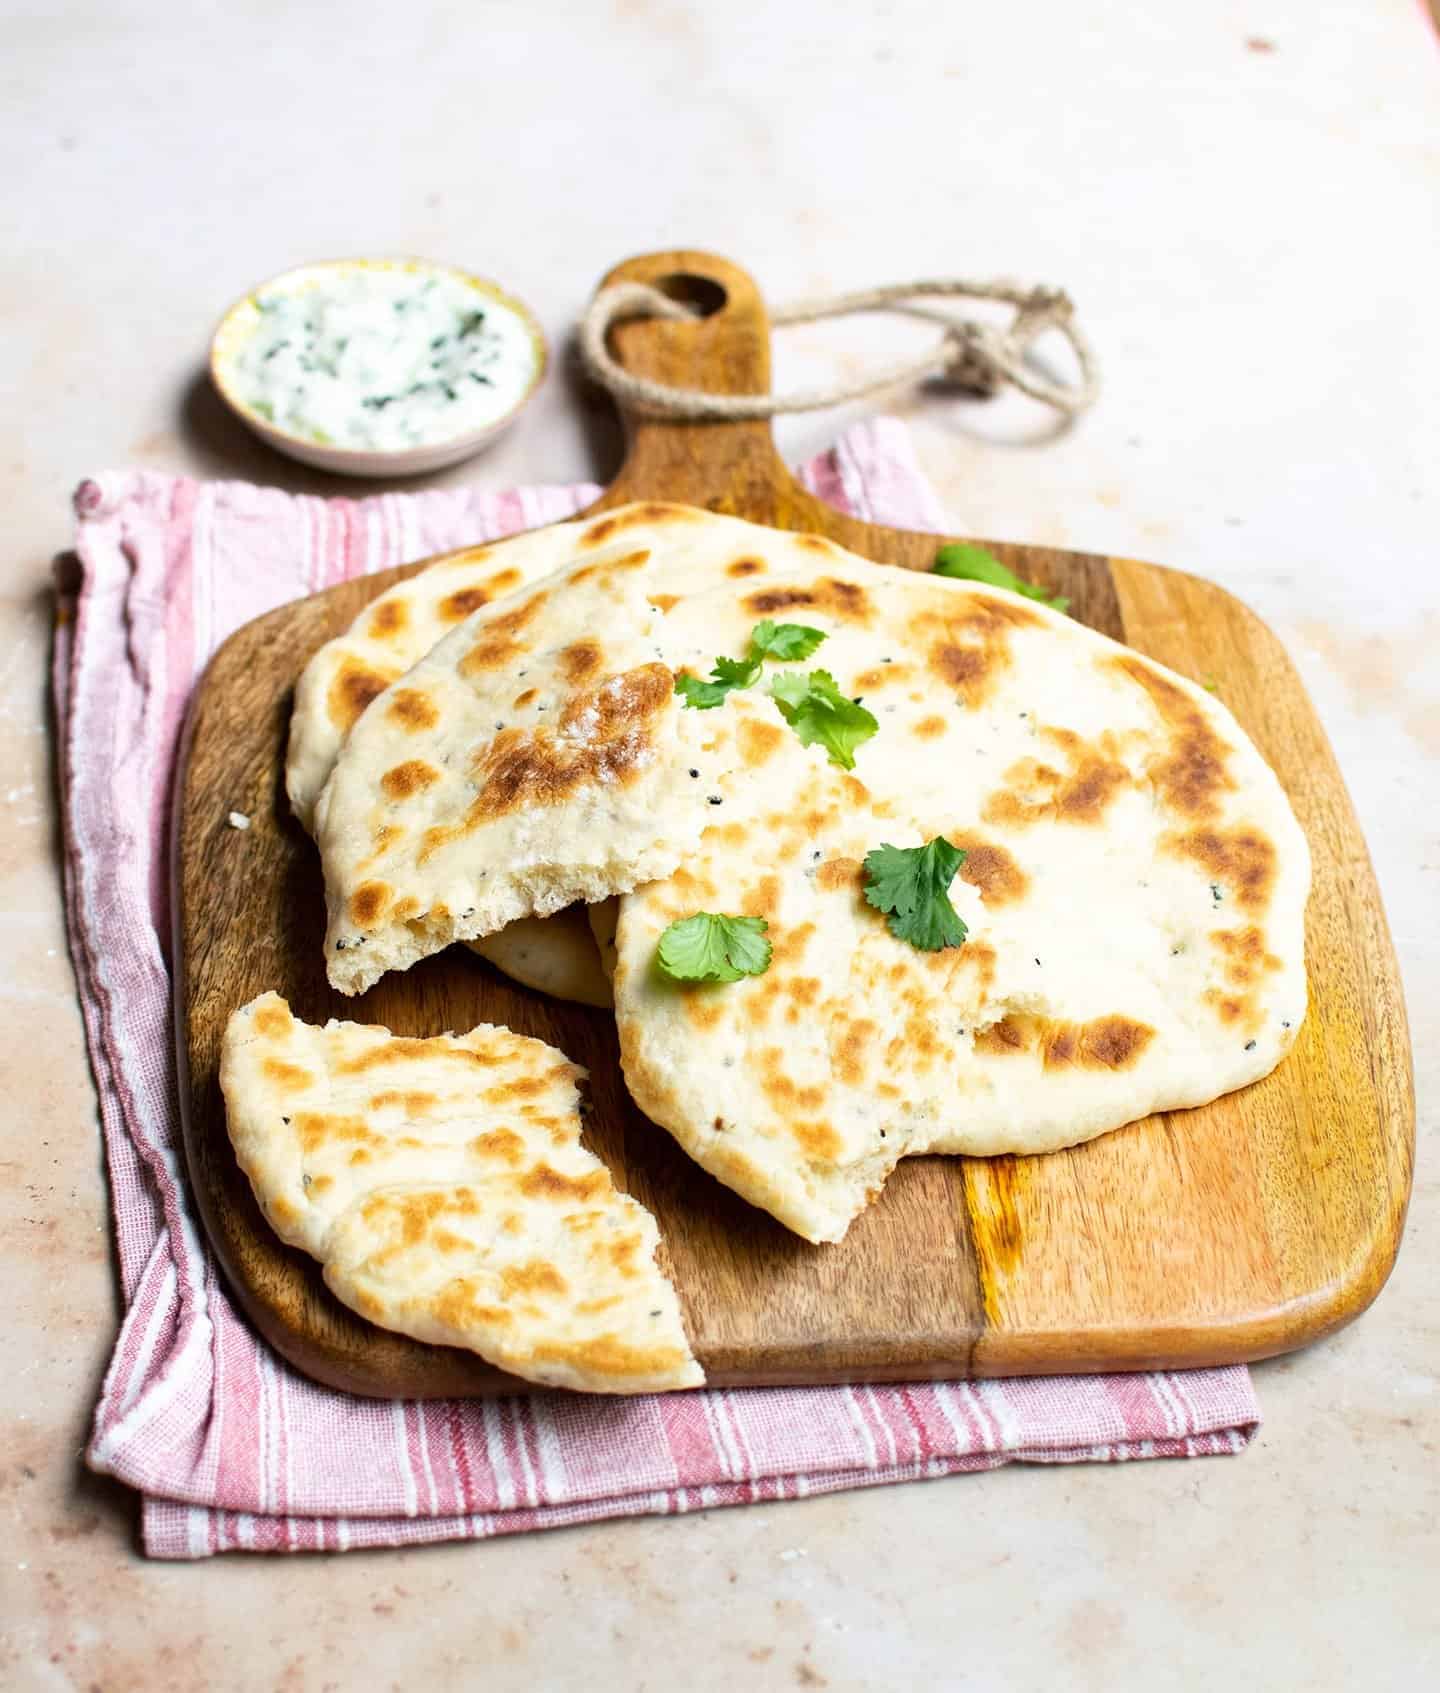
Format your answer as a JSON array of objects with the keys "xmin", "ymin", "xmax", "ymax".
[{"xmin": 175, "ymin": 250, "xmax": 1414, "ymax": 1397}]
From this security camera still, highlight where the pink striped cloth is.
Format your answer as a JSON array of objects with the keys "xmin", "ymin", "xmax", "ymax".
[{"xmin": 57, "ymin": 417, "xmax": 1259, "ymax": 1560}]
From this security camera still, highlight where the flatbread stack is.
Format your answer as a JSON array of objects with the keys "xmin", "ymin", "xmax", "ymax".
[
  {"xmin": 220, "ymin": 503, "xmax": 1310, "ymax": 1385},
  {"xmin": 221, "ymin": 992, "xmax": 700, "ymax": 1393}
]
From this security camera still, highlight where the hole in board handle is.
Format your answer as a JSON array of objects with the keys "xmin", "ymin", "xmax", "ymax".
[{"xmin": 653, "ymin": 272, "xmax": 728, "ymax": 319}]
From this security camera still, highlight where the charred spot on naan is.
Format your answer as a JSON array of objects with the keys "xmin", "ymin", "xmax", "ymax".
[
  {"xmin": 569, "ymin": 548, "xmax": 652, "ymax": 587},
  {"xmin": 739, "ymin": 874, "xmax": 783, "ymax": 920},
  {"xmin": 267, "ymin": 1195, "xmax": 302, "ymax": 1230},
  {"xmin": 484, "ymin": 1071, "xmax": 561, "ymax": 1104},
  {"xmin": 438, "ymin": 542, "xmax": 493, "ymax": 575},
  {"xmin": 294, "ymin": 1112, "xmax": 384, "ymax": 1154},
  {"xmin": 500, "ymin": 1260, "xmax": 569, "ymax": 1297},
  {"xmin": 380, "ymin": 759, "xmax": 442, "ymax": 800},
  {"xmin": 920, "ymin": 594, "xmax": 1040, "ymax": 709},
  {"xmin": 457, "ymin": 592, "xmax": 551, "ymax": 677},
  {"xmin": 557, "ymin": 639, "xmax": 605, "ymax": 684},
  {"xmin": 252, "ymin": 999, "xmax": 295, "ymax": 1039},
  {"xmin": 436, "ymin": 565, "xmax": 523, "ymax": 623},
  {"xmin": 727, "ymin": 556, "xmax": 765, "ymax": 578},
  {"xmin": 418, "ymin": 664, "xmax": 673, "ymax": 860},
  {"xmin": 356, "ymin": 823, "xmax": 406, "ymax": 873},
  {"xmin": 261, "ymin": 1057, "xmax": 313, "ymax": 1092},
  {"xmin": 327, "ymin": 655, "xmax": 398, "ymax": 732},
  {"xmin": 348, "ymin": 880, "xmax": 392, "ymax": 929},
  {"xmin": 1110, "ymin": 656, "xmax": 1237, "ymax": 820},
  {"xmin": 368, "ymin": 1090, "xmax": 439, "ymax": 1117},
  {"xmin": 830, "ymin": 1016, "xmax": 878, "ymax": 1086},
  {"xmin": 579, "ymin": 503, "xmax": 699, "ymax": 547},
  {"xmin": 737, "ymin": 717, "xmax": 787, "ymax": 768},
  {"xmin": 366, "ymin": 597, "xmax": 410, "ymax": 642},
  {"xmin": 744, "ymin": 576, "xmax": 872, "ymax": 624},
  {"xmin": 815, "ymin": 855, "xmax": 863, "ymax": 892},
  {"xmin": 1211, "ymin": 923, "xmax": 1283, "ymax": 984},
  {"xmin": 468, "ymin": 1128, "xmax": 525, "ymax": 1164},
  {"xmin": 1202, "ymin": 924, "xmax": 1283, "ymax": 1033},
  {"xmin": 651, "ymin": 862, "xmax": 724, "ymax": 922},
  {"xmin": 428, "ymin": 1282, "xmax": 514, "ymax": 1332},
  {"xmin": 982, "ymin": 727, "xmax": 1131, "ymax": 829},
  {"xmin": 946, "ymin": 832, "xmax": 1029, "ymax": 906},
  {"xmin": 755, "ymin": 1049, "xmax": 842, "ymax": 1158},
  {"xmin": 853, "ymin": 662, "xmax": 913, "ymax": 691},
  {"xmin": 974, "ymin": 1013, "xmax": 1155, "ymax": 1070},
  {"xmin": 386, "ymin": 688, "xmax": 440, "ymax": 732},
  {"xmin": 519, "ymin": 1163, "xmax": 612, "ymax": 1203},
  {"xmin": 336, "ymin": 1036, "xmax": 505, "ymax": 1073},
  {"xmin": 1166, "ymin": 826, "xmax": 1277, "ymax": 914}
]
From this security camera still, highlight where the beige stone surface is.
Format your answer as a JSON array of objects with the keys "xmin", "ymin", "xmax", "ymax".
[{"xmin": 2, "ymin": 0, "xmax": 1435, "ymax": 1687}]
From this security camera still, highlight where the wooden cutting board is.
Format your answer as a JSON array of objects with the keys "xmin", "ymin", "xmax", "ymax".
[{"xmin": 175, "ymin": 250, "xmax": 1414, "ymax": 1397}]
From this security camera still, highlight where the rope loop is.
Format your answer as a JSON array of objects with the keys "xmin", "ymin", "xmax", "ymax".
[{"xmin": 578, "ymin": 276, "xmax": 1098, "ymax": 420}]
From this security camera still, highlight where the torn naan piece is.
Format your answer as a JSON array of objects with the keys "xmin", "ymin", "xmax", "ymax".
[
  {"xmin": 614, "ymin": 562, "xmax": 1310, "ymax": 1242},
  {"xmin": 287, "ymin": 501, "xmax": 796, "ymax": 829},
  {"xmin": 221, "ymin": 992, "xmax": 701, "ymax": 1393},
  {"xmin": 315, "ymin": 549, "xmax": 723, "ymax": 996},
  {"xmin": 286, "ymin": 503, "xmax": 814, "ymax": 1004}
]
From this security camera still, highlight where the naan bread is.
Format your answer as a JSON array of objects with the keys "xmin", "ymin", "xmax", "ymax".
[
  {"xmin": 221, "ymin": 992, "xmax": 701, "ymax": 1393},
  {"xmin": 316, "ymin": 549, "xmax": 717, "ymax": 995},
  {"xmin": 613, "ymin": 560, "xmax": 1310, "ymax": 1242},
  {"xmin": 470, "ymin": 908, "xmax": 613, "ymax": 1008},
  {"xmin": 289, "ymin": 502, "xmax": 794, "ymax": 829},
  {"xmin": 288, "ymin": 503, "xmax": 821, "ymax": 1004}
]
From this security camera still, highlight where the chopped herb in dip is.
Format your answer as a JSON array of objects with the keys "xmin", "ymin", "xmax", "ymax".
[{"xmin": 226, "ymin": 265, "xmax": 539, "ymax": 451}]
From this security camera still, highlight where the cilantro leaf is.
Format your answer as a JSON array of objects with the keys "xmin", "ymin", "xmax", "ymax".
[
  {"xmin": 674, "ymin": 673, "xmax": 732, "ymax": 709},
  {"xmin": 675, "ymin": 623, "xmax": 830, "ymax": 710},
  {"xmin": 655, "ymin": 913, "xmax": 772, "ymax": 983},
  {"xmin": 674, "ymin": 654, "xmax": 760, "ymax": 709},
  {"xmin": 862, "ymin": 837, "xmax": 969, "ymax": 952},
  {"xmin": 933, "ymin": 543, "xmax": 1069, "ymax": 615},
  {"xmin": 749, "ymin": 619, "xmax": 827, "ymax": 662},
  {"xmin": 713, "ymin": 654, "xmax": 760, "ymax": 688},
  {"xmin": 768, "ymin": 669, "xmax": 879, "ymax": 770}
]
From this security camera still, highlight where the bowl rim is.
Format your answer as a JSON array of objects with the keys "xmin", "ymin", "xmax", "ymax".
[{"xmin": 208, "ymin": 255, "xmax": 549, "ymax": 463}]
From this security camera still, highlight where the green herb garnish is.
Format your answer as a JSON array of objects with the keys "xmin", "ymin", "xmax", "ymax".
[
  {"xmin": 656, "ymin": 913, "xmax": 772, "ymax": 983},
  {"xmin": 933, "ymin": 543, "xmax": 1069, "ymax": 615},
  {"xmin": 675, "ymin": 621, "xmax": 829, "ymax": 710},
  {"xmin": 747, "ymin": 619, "xmax": 827, "ymax": 661},
  {"xmin": 769, "ymin": 669, "xmax": 879, "ymax": 770},
  {"xmin": 674, "ymin": 654, "xmax": 761, "ymax": 710},
  {"xmin": 862, "ymin": 838, "xmax": 969, "ymax": 952}
]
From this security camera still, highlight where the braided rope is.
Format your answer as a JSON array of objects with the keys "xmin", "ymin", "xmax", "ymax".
[{"xmin": 578, "ymin": 276, "xmax": 1099, "ymax": 420}]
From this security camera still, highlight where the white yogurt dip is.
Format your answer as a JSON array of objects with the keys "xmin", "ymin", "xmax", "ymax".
[{"xmin": 223, "ymin": 263, "xmax": 541, "ymax": 452}]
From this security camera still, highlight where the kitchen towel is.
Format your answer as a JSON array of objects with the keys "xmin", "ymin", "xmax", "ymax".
[{"xmin": 57, "ymin": 417, "xmax": 1259, "ymax": 1559}]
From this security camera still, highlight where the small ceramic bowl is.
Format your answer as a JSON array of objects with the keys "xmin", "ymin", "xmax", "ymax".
[{"xmin": 209, "ymin": 257, "xmax": 548, "ymax": 478}]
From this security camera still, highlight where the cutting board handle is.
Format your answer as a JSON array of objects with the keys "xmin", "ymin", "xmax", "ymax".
[{"xmin": 585, "ymin": 250, "xmax": 821, "ymax": 523}]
